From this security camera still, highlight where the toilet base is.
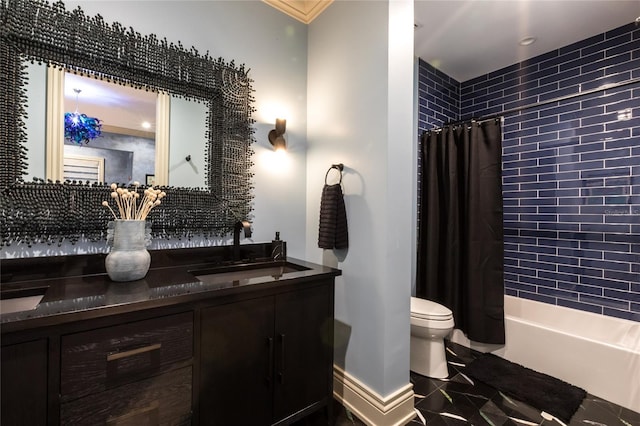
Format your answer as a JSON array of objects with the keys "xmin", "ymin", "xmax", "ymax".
[{"xmin": 410, "ymin": 335, "xmax": 449, "ymax": 379}]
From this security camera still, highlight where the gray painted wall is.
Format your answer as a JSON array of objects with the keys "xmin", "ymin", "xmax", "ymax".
[{"xmin": 307, "ymin": 0, "xmax": 415, "ymax": 397}]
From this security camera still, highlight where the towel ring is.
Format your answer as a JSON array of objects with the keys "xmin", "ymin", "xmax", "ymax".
[{"xmin": 325, "ymin": 163, "xmax": 344, "ymax": 185}]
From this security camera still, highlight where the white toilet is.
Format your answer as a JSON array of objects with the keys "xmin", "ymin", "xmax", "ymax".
[{"xmin": 410, "ymin": 296, "xmax": 455, "ymax": 379}]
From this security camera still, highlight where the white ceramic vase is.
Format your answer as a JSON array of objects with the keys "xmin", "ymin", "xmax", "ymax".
[{"xmin": 105, "ymin": 220, "xmax": 151, "ymax": 282}]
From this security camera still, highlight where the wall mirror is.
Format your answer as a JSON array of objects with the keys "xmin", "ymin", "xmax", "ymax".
[{"xmin": 0, "ymin": 0, "xmax": 255, "ymax": 247}]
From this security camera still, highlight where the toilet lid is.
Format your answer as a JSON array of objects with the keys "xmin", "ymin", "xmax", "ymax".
[{"xmin": 411, "ymin": 297, "xmax": 453, "ymax": 320}]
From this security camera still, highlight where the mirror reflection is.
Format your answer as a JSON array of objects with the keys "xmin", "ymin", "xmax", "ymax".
[
  {"xmin": 167, "ymin": 96, "xmax": 208, "ymax": 188},
  {"xmin": 62, "ymin": 73, "xmax": 157, "ymax": 185},
  {"xmin": 23, "ymin": 64, "xmax": 209, "ymax": 188}
]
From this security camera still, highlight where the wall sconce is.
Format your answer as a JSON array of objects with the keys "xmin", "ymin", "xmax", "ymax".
[{"xmin": 268, "ymin": 118, "xmax": 287, "ymax": 151}]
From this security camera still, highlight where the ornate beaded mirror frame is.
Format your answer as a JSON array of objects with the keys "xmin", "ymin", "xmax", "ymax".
[{"xmin": 0, "ymin": 0, "xmax": 255, "ymax": 247}]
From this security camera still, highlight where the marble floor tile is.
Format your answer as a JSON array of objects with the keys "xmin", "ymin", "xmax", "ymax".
[
  {"xmin": 304, "ymin": 340, "xmax": 640, "ymax": 425},
  {"xmin": 409, "ymin": 341, "xmax": 640, "ymax": 426}
]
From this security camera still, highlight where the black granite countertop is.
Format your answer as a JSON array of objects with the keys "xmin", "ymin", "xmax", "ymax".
[{"xmin": 0, "ymin": 244, "xmax": 341, "ymax": 333}]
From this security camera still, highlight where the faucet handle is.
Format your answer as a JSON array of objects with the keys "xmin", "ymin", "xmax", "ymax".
[
  {"xmin": 243, "ymin": 222, "xmax": 252, "ymax": 238},
  {"xmin": 235, "ymin": 220, "xmax": 252, "ymax": 238}
]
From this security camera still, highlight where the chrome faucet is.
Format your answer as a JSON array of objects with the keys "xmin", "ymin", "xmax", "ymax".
[{"xmin": 233, "ymin": 221, "xmax": 252, "ymax": 261}]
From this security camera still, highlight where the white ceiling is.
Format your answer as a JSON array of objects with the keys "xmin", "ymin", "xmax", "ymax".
[{"xmin": 415, "ymin": 0, "xmax": 640, "ymax": 83}]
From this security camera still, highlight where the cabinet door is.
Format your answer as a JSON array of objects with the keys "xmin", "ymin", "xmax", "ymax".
[
  {"xmin": 1, "ymin": 340, "xmax": 48, "ymax": 426},
  {"xmin": 274, "ymin": 284, "xmax": 333, "ymax": 422},
  {"xmin": 200, "ymin": 297, "xmax": 275, "ymax": 425}
]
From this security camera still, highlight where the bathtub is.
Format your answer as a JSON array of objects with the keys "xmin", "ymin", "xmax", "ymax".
[{"xmin": 450, "ymin": 295, "xmax": 640, "ymax": 413}]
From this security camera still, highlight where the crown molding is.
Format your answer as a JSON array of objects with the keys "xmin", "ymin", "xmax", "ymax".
[{"xmin": 263, "ymin": 0, "xmax": 333, "ymax": 24}]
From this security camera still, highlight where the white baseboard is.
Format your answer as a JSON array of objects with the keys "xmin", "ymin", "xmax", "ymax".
[{"xmin": 333, "ymin": 365, "xmax": 416, "ymax": 426}]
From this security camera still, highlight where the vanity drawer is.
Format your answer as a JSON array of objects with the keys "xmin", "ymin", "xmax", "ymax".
[
  {"xmin": 60, "ymin": 366, "xmax": 192, "ymax": 426},
  {"xmin": 60, "ymin": 312, "xmax": 193, "ymax": 401}
]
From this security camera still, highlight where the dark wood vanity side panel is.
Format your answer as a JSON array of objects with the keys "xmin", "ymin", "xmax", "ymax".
[
  {"xmin": 1, "ymin": 339, "xmax": 48, "ymax": 426},
  {"xmin": 60, "ymin": 312, "xmax": 193, "ymax": 401}
]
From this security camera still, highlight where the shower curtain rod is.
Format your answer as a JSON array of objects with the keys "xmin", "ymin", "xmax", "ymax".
[
  {"xmin": 443, "ymin": 116, "xmax": 501, "ymax": 127},
  {"xmin": 437, "ymin": 76, "xmax": 640, "ymax": 130}
]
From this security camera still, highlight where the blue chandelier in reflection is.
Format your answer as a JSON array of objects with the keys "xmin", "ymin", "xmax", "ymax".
[{"xmin": 64, "ymin": 89, "xmax": 102, "ymax": 145}]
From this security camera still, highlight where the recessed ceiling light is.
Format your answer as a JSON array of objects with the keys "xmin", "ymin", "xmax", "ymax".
[
  {"xmin": 519, "ymin": 37, "xmax": 537, "ymax": 46},
  {"xmin": 141, "ymin": 121, "xmax": 151, "ymax": 129}
]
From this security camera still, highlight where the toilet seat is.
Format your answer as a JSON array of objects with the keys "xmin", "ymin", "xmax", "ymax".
[{"xmin": 410, "ymin": 297, "xmax": 453, "ymax": 321}]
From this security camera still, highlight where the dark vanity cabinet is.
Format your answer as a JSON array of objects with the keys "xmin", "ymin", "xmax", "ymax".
[
  {"xmin": 200, "ymin": 281, "xmax": 334, "ymax": 425},
  {"xmin": 1, "ymin": 339, "xmax": 48, "ymax": 425},
  {"xmin": 1, "ymin": 253, "xmax": 339, "ymax": 426}
]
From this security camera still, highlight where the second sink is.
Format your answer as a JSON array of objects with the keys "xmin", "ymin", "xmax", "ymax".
[{"xmin": 190, "ymin": 261, "xmax": 309, "ymax": 286}]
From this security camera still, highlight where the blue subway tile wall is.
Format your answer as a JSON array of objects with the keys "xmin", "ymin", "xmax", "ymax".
[
  {"xmin": 417, "ymin": 22, "xmax": 640, "ymax": 322},
  {"xmin": 417, "ymin": 61, "xmax": 460, "ymax": 133},
  {"xmin": 416, "ymin": 60, "xmax": 461, "ymax": 229}
]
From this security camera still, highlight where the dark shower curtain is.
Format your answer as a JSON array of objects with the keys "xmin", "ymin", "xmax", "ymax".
[{"xmin": 416, "ymin": 119, "xmax": 505, "ymax": 344}]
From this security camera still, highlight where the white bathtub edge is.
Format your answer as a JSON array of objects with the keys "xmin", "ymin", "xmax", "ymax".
[{"xmin": 450, "ymin": 296, "xmax": 640, "ymax": 414}]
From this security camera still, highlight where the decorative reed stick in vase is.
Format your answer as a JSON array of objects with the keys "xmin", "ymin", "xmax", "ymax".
[{"xmin": 102, "ymin": 182, "xmax": 166, "ymax": 220}]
